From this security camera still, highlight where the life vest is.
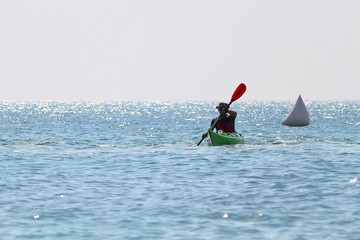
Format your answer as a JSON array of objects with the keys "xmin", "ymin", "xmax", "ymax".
[{"xmin": 211, "ymin": 115, "xmax": 236, "ymax": 132}]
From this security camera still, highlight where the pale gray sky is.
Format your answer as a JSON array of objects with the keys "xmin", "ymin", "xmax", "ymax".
[{"xmin": 1, "ymin": 0, "xmax": 359, "ymax": 101}]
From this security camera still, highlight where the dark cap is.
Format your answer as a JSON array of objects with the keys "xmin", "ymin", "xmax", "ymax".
[{"xmin": 216, "ymin": 102, "xmax": 228, "ymax": 109}]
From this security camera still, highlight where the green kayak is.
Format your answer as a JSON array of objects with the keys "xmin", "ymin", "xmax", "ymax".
[{"xmin": 208, "ymin": 130, "xmax": 244, "ymax": 146}]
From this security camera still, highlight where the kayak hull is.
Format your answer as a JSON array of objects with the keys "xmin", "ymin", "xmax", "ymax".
[{"xmin": 208, "ymin": 130, "xmax": 244, "ymax": 146}]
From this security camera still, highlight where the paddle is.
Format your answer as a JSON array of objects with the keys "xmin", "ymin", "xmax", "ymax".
[{"xmin": 197, "ymin": 83, "xmax": 247, "ymax": 146}]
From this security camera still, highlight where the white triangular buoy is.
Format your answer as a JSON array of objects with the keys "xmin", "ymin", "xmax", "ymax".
[{"xmin": 282, "ymin": 95, "xmax": 310, "ymax": 126}]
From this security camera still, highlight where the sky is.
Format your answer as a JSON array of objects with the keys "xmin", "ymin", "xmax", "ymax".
[{"xmin": 0, "ymin": 0, "xmax": 359, "ymax": 101}]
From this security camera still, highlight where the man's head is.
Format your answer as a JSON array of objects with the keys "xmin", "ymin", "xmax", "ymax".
[{"xmin": 216, "ymin": 102, "xmax": 228, "ymax": 110}]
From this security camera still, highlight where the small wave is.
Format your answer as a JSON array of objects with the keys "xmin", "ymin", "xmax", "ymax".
[
  {"xmin": 35, "ymin": 141, "xmax": 59, "ymax": 146},
  {"xmin": 348, "ymin": 177, "xmax": 358, "ymax": 183}
]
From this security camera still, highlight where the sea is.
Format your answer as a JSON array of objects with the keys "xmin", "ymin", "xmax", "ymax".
[{"xmin": 0, "ymin": 100, "xmax": 359, "ymax": 240}]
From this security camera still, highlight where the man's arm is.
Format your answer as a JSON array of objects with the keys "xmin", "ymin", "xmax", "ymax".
[{"xmin": 227, "ymin": 109, "xmax": 237, "ymax": 118}]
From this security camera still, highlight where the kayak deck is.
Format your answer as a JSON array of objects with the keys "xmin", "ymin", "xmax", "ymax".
[{"xmin": 208, "ymin": 130, "xmax": 244, "ymax": 146}]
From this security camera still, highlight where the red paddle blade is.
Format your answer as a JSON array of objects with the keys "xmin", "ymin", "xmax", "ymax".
[{"xmin": 230, "ymin": 83, "xmax": 246, "ymax": 103}]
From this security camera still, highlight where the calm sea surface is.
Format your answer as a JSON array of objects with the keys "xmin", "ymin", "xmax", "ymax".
[{"xmin": 0, "ymin": 101, "xmax": 359, "ymax": 240}]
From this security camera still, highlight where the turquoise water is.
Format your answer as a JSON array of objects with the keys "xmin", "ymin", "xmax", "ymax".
[{"xmin": 0, "ymin": 101, "xmax": 359, "ymax": 239}]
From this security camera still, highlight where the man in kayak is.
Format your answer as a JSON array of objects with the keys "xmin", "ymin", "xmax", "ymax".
[{"xmin": 202, "ymin": 102, "xmax": 237, "ymax": 138}]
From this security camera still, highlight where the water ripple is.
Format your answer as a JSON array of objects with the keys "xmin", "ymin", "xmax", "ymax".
[{"xmin": 0, "ymin": 101, "xmax": 359, "ymax": 239}]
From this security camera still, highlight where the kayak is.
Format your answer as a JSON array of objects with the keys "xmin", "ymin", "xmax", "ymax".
[{"xmin": 207, "ymin": 129, "xmax": 244, "ymax": 146}]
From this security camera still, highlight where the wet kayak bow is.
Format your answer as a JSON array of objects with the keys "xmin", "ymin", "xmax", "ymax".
[{"xmin": 207, "ymin": 130, "xmax": 244, "ymax": 146}]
